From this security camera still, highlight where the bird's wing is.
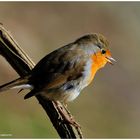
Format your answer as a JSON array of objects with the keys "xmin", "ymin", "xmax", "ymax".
[
  {"xmin": 30, "ymin": 47, "xmax": 88, "ymax": 90},
  {"xmin": 46, "ymin": 52, "xmax": 87, "ymax": 90}
]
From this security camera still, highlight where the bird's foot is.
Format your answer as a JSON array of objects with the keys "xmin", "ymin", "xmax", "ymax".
[
  {"xmin": 67, "ymin": 116, "xmax": 81, "ymax": 128},
  {"xmin": 53, "ymin": 101, "xmax": 81, "ymax": 128}
]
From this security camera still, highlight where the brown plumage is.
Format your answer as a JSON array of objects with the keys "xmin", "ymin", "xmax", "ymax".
[{"xmin": 0, "ymin": 33, "xmax": 115, "ymax": 102}]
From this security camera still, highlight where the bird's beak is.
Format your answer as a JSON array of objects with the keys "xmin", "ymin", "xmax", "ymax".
[{"xmin": 106, "ymin": 56, "xmax": 116, "ymax": 65}]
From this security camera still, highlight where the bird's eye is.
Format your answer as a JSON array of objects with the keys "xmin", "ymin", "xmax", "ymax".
[{"xmin": 101, "ymin": 49, "xmax": 106, "ymax": 54}]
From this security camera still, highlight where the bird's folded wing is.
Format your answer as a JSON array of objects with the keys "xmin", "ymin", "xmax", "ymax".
[{"xmin": 42, "ymin": 49, "xmax": 88, "ymax": 90}]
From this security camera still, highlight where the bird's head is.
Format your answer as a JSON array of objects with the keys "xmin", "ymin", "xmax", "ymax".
[{"xmin": 75, "ymin": 33, "xmax": 116, "ymax": 68}]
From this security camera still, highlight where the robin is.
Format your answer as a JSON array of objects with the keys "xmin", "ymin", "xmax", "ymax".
[
  {"xmin": 0, "ymin": 33, "xmax": 115, "ymax": 125},
  {"xmin": 0, "ymin": 33, "xmax": 116, "ymax": 101}
]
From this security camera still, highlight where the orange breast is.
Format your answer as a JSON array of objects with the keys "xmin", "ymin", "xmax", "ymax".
[
  {"xmin": 87, "ymin": 60, "xmax": 98, "ymax": 85},
  {"xmin": 87, "ymin": 52, "xmax": 107, "ymax": 84}
]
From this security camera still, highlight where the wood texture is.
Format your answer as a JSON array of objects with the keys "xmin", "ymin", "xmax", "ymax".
[{"xmin": 0, "ymin": 25, "xmax": 83, "ymax": 138}]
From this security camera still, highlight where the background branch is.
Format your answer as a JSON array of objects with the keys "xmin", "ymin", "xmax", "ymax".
[{"xmin": 0, "ymin": 25, "xmax": 83, "ymax": 138}]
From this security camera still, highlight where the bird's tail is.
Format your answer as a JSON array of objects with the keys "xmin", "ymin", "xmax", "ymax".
[{"xmin": 0, "ymin": 76, "xmax": 32, "ymax": 92}]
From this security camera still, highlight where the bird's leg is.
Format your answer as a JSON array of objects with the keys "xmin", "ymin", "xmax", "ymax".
[
  {"xmin": 63, "ymin": 103, "xmax": 74, "ymax": 119},
  {"xmin": 63, "ymin": 103, "xmax": 71, "ymax": 116},
  {"xmin": 63, "ymin": 103, "xmax": 81, "ymax": 128},
  {"xmin": 53, "ymin": 101, "xmax": 80, "ymax": 128},
  {"xmin": 53, "ymin": 101, "xmax": 71, "ymax": 122}
]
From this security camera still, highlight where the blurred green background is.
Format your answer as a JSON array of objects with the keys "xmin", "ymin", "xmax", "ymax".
[{"xmin": 0, "ymin": 2, "xmax": 139, "ymax": 138}]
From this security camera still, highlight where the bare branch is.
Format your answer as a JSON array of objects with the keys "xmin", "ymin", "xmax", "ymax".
[{"xmin": 0, "ymin": 25, "xmax": 83, "ymax": 138}]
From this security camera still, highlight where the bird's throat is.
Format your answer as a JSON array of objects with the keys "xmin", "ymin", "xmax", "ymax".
[
  {"xmin": 88, "ymin": 53, "xmax": 107, "ymax": 84},
  {"xmin": 88, "ymin": 62, "xmax": 98, "ymax": 85}
]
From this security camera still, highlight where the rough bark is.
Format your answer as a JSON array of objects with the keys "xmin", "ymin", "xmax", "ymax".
[{"xmin": 0, "ymin": 25, "xmax": 83, "ymax": 138}]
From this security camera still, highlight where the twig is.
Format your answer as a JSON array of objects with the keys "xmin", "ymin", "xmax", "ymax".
[{"xmin": 0, "ymin": 25, "xmax": 83, "ymax": 138}]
